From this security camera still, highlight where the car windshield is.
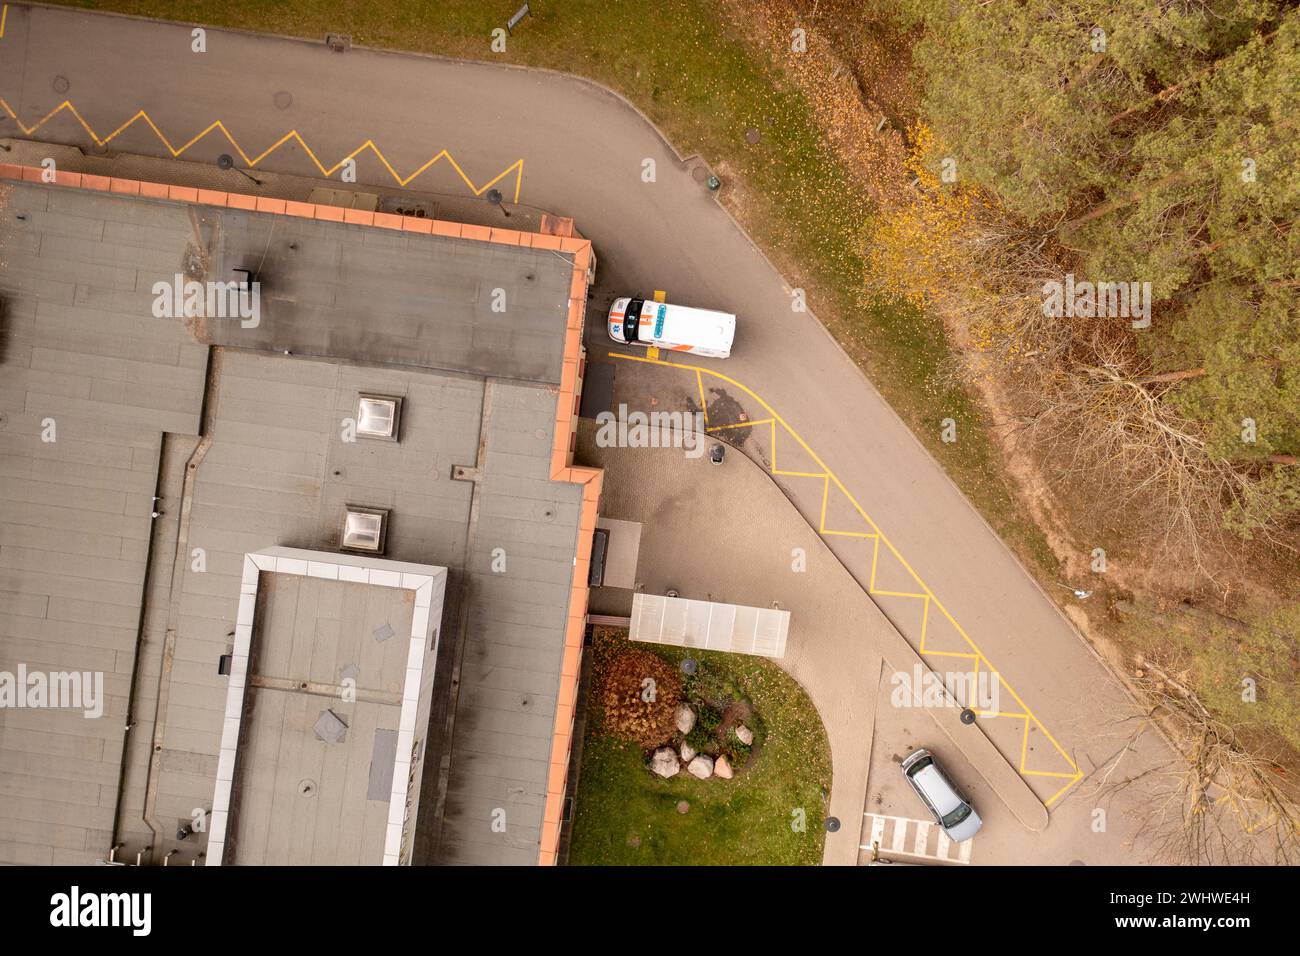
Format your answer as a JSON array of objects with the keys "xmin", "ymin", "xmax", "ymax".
[
  {"xmin": 624, "ymin": 299, "xmax": 644, "ymax": 343},
  {"xmin": 941, "ymin": 803, "xmax": 971, "ymax": 828}
]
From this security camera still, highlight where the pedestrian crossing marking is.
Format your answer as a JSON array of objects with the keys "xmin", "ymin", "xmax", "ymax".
[{"xmin": 861, "ymin": 813, "xmax": 973, "ymax": 864}]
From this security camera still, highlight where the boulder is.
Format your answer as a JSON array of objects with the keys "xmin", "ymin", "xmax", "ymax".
[
  {"xmin": 674, "ymin": 704, "xmax": 697, "ymax": 734},
  {"xmin": 650, "ymin": 747, "xmax": 680, "ymax": 779},
  {"xmin": 714, "ymin": 755, "xmax": 733, "ymax": 779},
  {"xmin": 687, "ymin": 755, "xmax": 714, "ymax": 779},
  {"xmin": 680, "ymin": 741, "xmax": 697, "ymax": 762},
  {"xmin": 735, "ymin": 723, "xmax": 754, "ymax": 745}
]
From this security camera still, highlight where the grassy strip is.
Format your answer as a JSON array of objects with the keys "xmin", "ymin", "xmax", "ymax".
[{"xmin": 568, "ymin": 630, "xmax": 830, "ymax": 865}]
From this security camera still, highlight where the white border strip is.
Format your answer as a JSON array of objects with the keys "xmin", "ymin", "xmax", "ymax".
[{"xmin": 207, "ymin": 547, "xmax": 443, "ymax": 866}]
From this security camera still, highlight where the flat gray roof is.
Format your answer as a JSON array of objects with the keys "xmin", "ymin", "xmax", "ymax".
[
  {"xmin": 227, "ymin": 572, "xmax": 413, "ymax": 866},
  {"xmin": 0, "ymin": 180, "xmax": 586, "ymax": 866},
  {"xmin": 0, "ymin": 181, "xmax": 209, "ymax": 864},
  {"xmin": 201, "ymin": 207, "xmax": 575, "ymax": 384}
]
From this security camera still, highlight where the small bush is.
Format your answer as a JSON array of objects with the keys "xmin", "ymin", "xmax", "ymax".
[
  {"xmin": 725, "ymin": 733, "xmax": 752, "ymax": 766},
  {"xmin": 596, "ymin": 647, "xmax": 683, "ymax": 748},
  {"xmin": 697, "ymin": 705, "xmax": 722, "ymax": 732},
  {"xmin": 686, "ymin": 727, "xmax": 712, "ymax": 753}
]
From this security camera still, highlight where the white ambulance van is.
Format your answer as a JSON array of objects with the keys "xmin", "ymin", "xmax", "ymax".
[{"xmin": 607, "ymin": 297, "xmax": 735, "ymax": 359}]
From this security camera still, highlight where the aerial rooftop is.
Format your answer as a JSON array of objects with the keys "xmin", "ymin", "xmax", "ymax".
[{"xmin": 0, "ymin": 171, "xmax": 597, "ymax": 867}]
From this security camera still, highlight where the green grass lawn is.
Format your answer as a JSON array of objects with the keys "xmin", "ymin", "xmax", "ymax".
[{"xmin": 568, "ymin": 630, "xmax": 831, "ymax": 865}]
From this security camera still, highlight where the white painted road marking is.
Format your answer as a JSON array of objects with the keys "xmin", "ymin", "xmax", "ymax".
[{"xmin": 861, "ymin": 813, "xmax": 973, "ymax": 864}]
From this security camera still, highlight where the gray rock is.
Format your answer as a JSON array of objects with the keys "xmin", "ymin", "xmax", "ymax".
[
  {"xmin": 674, "ymin": 703, "xmax": 697, "ymax": 734},
  {"xmin": 735, "ymin": 723, "xmax": 754, "ymax": 745},
  {"xmin": 680, "ymin": 741, "xmax": 697, "ymax": 762},
  {"xmin": 714, "ymin": 755, "xmax": 733, "ymax": 779},
  {"xmin": 650, "ymin": 747, "xmax": 680, "ymax": 779},
  {"xmin": 687, "ymin": 755, "xmax": 714, "ymax": 779}
]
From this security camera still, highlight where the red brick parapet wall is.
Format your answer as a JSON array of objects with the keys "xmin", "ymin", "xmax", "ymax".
[{"xmin": 0, "ymin": 163, "xmax": 599, "ymax": 866}]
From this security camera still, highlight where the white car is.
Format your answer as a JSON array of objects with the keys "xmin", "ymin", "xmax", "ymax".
[
  {"xmin": 901, "ymin": 748, "xmax": 982, "ymax": 842},
  {"xmin": 607, "ymin": 296, "xmax": 735, "ymax": 359}
]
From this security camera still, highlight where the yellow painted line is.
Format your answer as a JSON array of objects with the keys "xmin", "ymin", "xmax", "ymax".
[
  {"xmin": 0, "ymin": 96, "xmax": 525, "ymax": 198},
  {"xmin": 1019, "ymin": 716, "xmax": 1032, "ymax": 773},
  {"xmin": 869, "ymin": 536, "xmax": 882, "ymax": 593},
  {"xmin": 0, "ymin": 5, "xmax": 8, "ymax": 40},
  {"xmin": 771, "ymin": 420, "xmax": 813, "ymax": 478},
  {"xmin": 608, "ymin": 350, "xmax": 1086, "ymax": 804},
  {"xmin": 1024, "ymin": 770, "xmax": 1083, "ymax": 779},
  {"xmin": 920, "ymin": 650, "xmax": 978, "ymax": 660},
  {"xmin": 870, "ymin": 589, "xmax": 931, "ymax": 599},
  {"xmin": 707, "ymin": 417, "xmax": 772, "ymax": 433},
  {"xmin": 818, "ymin": 475, "xmax": 831, "ymax": 534}
]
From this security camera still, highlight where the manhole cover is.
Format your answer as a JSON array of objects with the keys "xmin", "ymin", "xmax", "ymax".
[
  {"xmin": 960, "ymin": 708, "xmax": 977, "ymax": 724},
  {"xmin": 273, "ymin": 91, "xmax": 293, "ymax": 110},
  {"xmin": 680, "ymin": 658, "xmax": 698, "ymax": 675},
  {"xmin": 52, "ymin": 76, "xmax": 70, "ymax": 95},
  {"xmin": 298, "ymin": 779, "xmax": 317, "ymax": 797},
  {"xmin": 691, "ymin": 166, "xmax": 707, "ymax": 183},
  {"xmin": 745, "ymin": 127, "xmax": 761, "ymax": 144},
  {"xmin": 676, "ymin": 801, "xmax": 690, "ymax": 814},
  {"xmin": 825, "ymin": 816, "xmax": 841, "ymax": 832}
]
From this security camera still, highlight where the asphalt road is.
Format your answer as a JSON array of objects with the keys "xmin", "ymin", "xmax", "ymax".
[{"xmin": 0, "ymin": 3, "xmax": 1177, "ymax": 859}]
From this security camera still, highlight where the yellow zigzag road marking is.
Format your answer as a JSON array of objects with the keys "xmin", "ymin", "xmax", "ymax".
[
  {"xmin": 614, "ymin": 351, "xmax": 1084, "ymax": 806},
  {"xmin": 0, "ymin": 96, "xmax": 525, "ymax": 199}
]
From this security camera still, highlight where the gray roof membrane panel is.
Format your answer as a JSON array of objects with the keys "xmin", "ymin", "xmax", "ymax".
[{"xmin": 203, "ymin": 210, "xmax": 575, "ymax": 384}]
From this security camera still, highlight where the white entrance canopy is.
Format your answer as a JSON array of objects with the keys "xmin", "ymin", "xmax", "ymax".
[{"xmin": 630, "ymin": 593, "xmax": 789, "ymax": 659}]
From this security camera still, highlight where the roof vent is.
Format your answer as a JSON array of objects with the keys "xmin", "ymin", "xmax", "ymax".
[
  {"xmin": 341, "ymin": 505, "xmax": 389, "ymax": 554},
  {"xmin": 356, "ymin": 394, "xmax": 402, "ymax": 441}
]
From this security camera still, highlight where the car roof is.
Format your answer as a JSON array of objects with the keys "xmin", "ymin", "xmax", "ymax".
[
  {"xmin": 910, "ymin": 762, "xmax": 964, "ymax": 815},
  {"xmin": 656, "ymin": 303, "xmax": 735, "ymax": 348}
]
